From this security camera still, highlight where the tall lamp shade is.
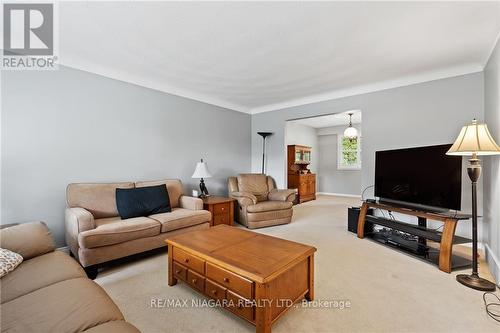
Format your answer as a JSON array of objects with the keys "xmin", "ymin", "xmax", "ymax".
[
  {"xmin": 447, "ymin": 120, "xmax": 500, "ymax": 156},
  {"xmin": 447, "ymin": 119, "xmax": 500, "ymax": 291}
]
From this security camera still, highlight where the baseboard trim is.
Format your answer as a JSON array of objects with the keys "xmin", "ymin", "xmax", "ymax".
[
  {"xmin": 485, "ymin": 243, "xmax": 500, "ymax": 284},
  {"xmin": 57, "ymin": 246, "xmax": 70, "ymax": 254},
  {"xmin": 317, "ymin": 192, "xmax": 361, "ymax": 199}
]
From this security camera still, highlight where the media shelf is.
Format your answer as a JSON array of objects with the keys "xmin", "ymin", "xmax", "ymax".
[{"xmin": 357, "ymin": 201, "xmax": 472, "ymax": 273}]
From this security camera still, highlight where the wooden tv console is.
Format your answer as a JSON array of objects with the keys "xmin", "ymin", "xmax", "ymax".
[{"xmin": 357, "ymin": 201, "xmax": 472, "ymax": 273}]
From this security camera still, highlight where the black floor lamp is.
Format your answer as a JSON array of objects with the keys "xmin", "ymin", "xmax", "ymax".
[
  {"xmin": 447, "ymin": 119, "xmax": 500, "ymax": 291},
  {"xmin": 257, "ymin": 132, "xmax": 273, "ymax": 174}
]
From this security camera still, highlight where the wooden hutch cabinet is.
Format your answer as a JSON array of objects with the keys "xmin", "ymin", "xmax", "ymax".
[{"xmin": 287, "ymin": 145, "xmax": 316, "ymax": 203}]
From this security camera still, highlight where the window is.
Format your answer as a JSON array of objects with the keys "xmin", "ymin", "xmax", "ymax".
[{"xmin": 338, "ymin": 135, "xmax": 361, "ymax": 170}]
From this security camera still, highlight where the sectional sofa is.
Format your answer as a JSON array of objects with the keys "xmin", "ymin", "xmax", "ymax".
[{"xmin": 0, "ymin": 222, "xmax": 140, "ymax": 332}]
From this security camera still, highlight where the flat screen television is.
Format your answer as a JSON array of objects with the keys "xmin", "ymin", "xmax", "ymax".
[{"xmin": 374, "ymin": 144, "xmax": 462, "ymax": 211}]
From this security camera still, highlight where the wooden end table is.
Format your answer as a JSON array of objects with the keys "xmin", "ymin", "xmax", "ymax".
[
  {"xmin": 166, "ymin": 225, "xmax": 316, "ymax": 333},
  {"xmin": 202, "ymin": 196, "xmax": 235, "ymax": 227}
]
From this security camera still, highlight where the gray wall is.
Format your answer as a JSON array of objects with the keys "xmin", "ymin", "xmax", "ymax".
[
  {"xmin": 252, "ymin": 73, "xmax": 484, "ymax": 239},
  {"xmin": 317, "ymin": 125, "xmax": 361, "ymax": 195},
  {"xmin": 484, "ymin": 38, "xmax": 500, "ymax": 283},
  {"xmin": 1, "ymin": 66, "xmax": 251, "ymax": 246},
  {"xmin": 285, "ymin": 122, "xmax": 318, "ymax": 173}
]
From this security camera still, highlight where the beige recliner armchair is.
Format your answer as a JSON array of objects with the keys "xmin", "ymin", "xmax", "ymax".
[{"xmin": 228, "ymin": 174, "xmax": 296, "ymax": 229}]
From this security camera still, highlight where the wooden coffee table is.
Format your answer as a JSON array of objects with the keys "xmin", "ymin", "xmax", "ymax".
[{"xmin": 166, "ymin": 225, "xmax": 316, "ymax": 333}]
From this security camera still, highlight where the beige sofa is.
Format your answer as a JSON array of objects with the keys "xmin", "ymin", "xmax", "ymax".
[
  {"xmin": 65, "ymin": 179, "xmax": 211, "ymax": 278},
  {"xmin": 0, "ymin": 222, "xmax": 140, "ymax": 333},
  {"xmin": 228, "ymin": 174, "xmax": 296, "ymax": 229}
]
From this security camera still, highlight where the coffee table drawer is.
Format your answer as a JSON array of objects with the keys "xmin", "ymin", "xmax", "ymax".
[
  {"xmin": 206, "ymin": 262, "xmax": 253, "ymax": 299},
  {"xmin": 172, "ymin": 247, "xmax": 205, "ymax": 274},
  {"xmin": 187, "ymin": 270, "xmax": 205, "ymax": 293},
  {"xmin": 213, "ymin": 203, "xmax": 230, "ymax": 216},
  {"xmin": 173, "ymin": 262, "xmax": 187, "ymax": 281},
  {"xmin": 205, "ymin": 279, "xmax": 226, "ymax": 301},
  {"xmin": 226, "ymin": 290, "xmax": 254, "ymax": 322}
]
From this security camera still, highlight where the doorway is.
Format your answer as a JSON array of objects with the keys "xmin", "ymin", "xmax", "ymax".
[{"xmin": 284, "ymin": 111, "xmax": 362, "ymax": 199}]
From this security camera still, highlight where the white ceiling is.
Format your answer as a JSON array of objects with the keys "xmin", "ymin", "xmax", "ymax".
[
  {"xmin": 289, "ymin": 111, "xmax": 361, "ymax": 129},
  {"xmin": 59, "ymin": 1, "xmax": 500, "ymax": 114}
]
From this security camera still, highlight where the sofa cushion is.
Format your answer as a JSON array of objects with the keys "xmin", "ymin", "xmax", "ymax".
[
  {"xmin": 78, "ymin": 217, "xmax": 161, "ymax": 249},
  {"xmin": 149, "ymin": 208, "xmax": 211, "ymax": 233},
  {"xmin": 237, "ymin": 174, "xmax": 269, "ymax": 202},
  {"xmin": 83, "ymin": 321, "xmax": 140, "ymax": 333},
  {"xmin": 0, "ymin": 222, "xmax": 55, "ymax": 260},
  {"xmin": 135, "ymin": 179, "xmax": 183, "ymax": 208},
  {"xmin": 67, "ymin": 182, "xmax": 135, "ymax": 219},
  {"xmin": 1, "ymin": 250, "xmax": 86, "ymax": 304},
  {"xmin": 1, "ymin": 277, "xmax": 124, "ymax": 333},
  {"xmin": 246, "ymin": 201, "xmax": 293, "ymax": 213},
  {"xmin": 116, "ymin": 185, "xmax": 171, "ymax": 219}
]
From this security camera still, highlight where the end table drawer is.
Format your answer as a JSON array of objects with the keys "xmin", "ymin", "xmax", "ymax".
[
  {"xmin": 173, "ymin": 262, "xmax": 187, "ymax": 281},
  {"xmin": 205, "ymin": 279, "xmax": 226, "ymax": 301},
  {"xmin": 213, "ymin": 203, "xmax": 230, "ymax": 216},
  {"xmin": 226, "ymin": 290, "xmax": 254, "ymax": 322},
  {"xmin": 213, "ymin": 214, "xmax": 230, "ymax": 226},
  {"xmin": 172, "ymin": 247, "xmax": 205, "ymax": 274},
  {"xmin": 187, "ymin": 270, "xmax": 205, "ymax": 293},
  {"xmin": 206, "ymin": 262, "xmax": 253, "ymax": 299}
]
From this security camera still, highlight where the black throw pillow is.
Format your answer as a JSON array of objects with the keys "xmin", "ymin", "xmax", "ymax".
[{"xmin": 116, "ymin": 185, "xmax": 171, "ymax": 219}]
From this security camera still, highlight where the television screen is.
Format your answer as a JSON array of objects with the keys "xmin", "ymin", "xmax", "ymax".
[{"xmin": 375, "ymin": 144, "xmax": 462, "ymax": 211}]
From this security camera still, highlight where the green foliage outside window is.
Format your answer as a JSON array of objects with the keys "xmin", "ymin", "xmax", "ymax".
[{"xmin": 340, "ymin": 137, "xmax": 361, "ymax": 168}]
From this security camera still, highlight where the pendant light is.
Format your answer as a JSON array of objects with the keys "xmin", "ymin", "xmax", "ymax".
[{"xmin": 344, "ymin": 112, "xmax": 358, "ymax": 139}]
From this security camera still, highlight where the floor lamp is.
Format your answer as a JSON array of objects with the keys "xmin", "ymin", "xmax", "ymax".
[
  {"xmin": 447, "ymin": 119, "xmax": 500, "ymax": 291},
  {"xmin": 257, "ymin": 132, "xmax": 273, "ymax": 174}
]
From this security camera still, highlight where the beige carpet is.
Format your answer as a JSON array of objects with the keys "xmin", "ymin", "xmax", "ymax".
[{"xmin": 96, "ymin": 195, "xmax": 500, "ymax": 332}]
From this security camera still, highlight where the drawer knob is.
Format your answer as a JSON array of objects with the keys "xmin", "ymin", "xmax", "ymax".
[
  {"xmin": 175, "ymin": 270, "xmax": 181, "ymax": 274},
  {"xmin": 192, "ymin": 278, "xmax": 197, "ymax": 284},
  {"xmin": 223, "ymin": 277, "xmax": 230, "ymax": 283},
  {"xmin": 211, "ymin": 290, "xmax": 217, "ymax": 295},
  {"xmin": 221, "ymin": 207, "xmax": 225, "ymax": 211},
  {"xmin": 184, "ymin": 258, "xmax": 189, "ymax": 263}
]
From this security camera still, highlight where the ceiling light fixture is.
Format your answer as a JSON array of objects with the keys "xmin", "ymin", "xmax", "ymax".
[{"xmin": 344, "ymin": 112, "xmax": 358, "ymax": 139}]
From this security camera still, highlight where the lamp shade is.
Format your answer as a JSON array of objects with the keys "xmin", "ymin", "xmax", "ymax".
[
  {"xmin": 344, "ymin": 126, "xmax": 358, "ymax": 139},
  {"xmin": 447, "ymin": 119, "xmax": 500, "ymax": 156},
  {"xmin": 192, "ymin": 159, "xmax": 212, "ymax": 178}
]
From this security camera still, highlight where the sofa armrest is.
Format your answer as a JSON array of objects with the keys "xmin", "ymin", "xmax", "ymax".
[
  {"xmin": 268, "ymin": 189, "xmax": 296, "ymax": 202},
  {"xmin": 230, "ymin": 191, "xmax": 258, "ymax": 206},
  {"xmin": 65, "ymin": 207, "xmax": 95, "ymax": 234},
  {"xmin": 0, "ymin": 222, "xmax": 55, "ymax": 260},
  {"xmin": 179, "ymin": 196, "xmax": 203, "ymax": 210}
]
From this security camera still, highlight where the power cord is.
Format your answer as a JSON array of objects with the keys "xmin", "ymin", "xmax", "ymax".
[
  {"xmin": 483, "ymin": 286, "xmax": 500, "ymax": 323},
  {"xmin": 361, "ymin": 185, "xmax": 375, "ymax": 201}
]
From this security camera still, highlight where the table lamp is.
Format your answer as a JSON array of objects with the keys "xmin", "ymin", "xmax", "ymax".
[
  {"xmin": 447, "ymin": 119, "xmax": 500, "ymax": 291},
  {"xmin": 192, "ymin": 158, "xmax": 212, "ymax": 198}
]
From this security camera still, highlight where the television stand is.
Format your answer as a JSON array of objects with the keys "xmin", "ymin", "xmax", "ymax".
[{"xmin": 357, "ymin": 201, "xmax": 472, "ymax": 273}]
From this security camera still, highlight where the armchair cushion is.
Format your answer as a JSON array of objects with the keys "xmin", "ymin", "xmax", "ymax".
[
  {"xmin": 230, "ymin": 191, "xmax": 258, "ymax": 205},
  {"xmin": 179, "ymin": 196, "xmax": 203, "ymax": 210},
  {"xmin": 246, "ymin": 201, "xmax": 293, "ymax": 213},
  {"xmin": 268, "ymin": 189, "xmax": 296, "ymax": 202},
  {"xmin": 0, "ymin": 222, "xmax": 55, "ymax": 260},
  {"xmin": 237, "ymin": 174, "xmax": 269, "ymax": 202}
]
